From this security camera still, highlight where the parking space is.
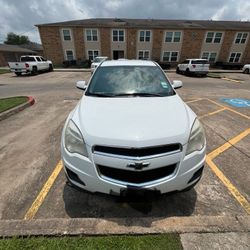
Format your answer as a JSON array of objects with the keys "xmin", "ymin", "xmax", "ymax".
[{"xmin": 0, "ymin": 71, "xmax": 249, "ymax": 229}]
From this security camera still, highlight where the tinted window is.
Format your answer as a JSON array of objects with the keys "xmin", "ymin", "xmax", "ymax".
[
  {"xmin": 20, "ymin": 57, "xmax": 36, "ymax": 62},
  {"xmin": 191, "ymin": 60, "xmax": 208, "ymax": 64},
  {"xmin": 36, "ymin": 57, "xmax": 41, "ymax": 61},
  {"xmin": 86, "ymin": 66, "xmax": 174, "ymax": 97}
]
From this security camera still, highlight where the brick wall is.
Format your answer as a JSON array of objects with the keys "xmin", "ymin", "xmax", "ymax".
[
  {"xmin": 38, "ymin": 26, "xmax": 64, "ymax": 65},
  {"xmin": 242, "ymin": 35, "xmax": 250, "ymax": 64},
  {"xmin": 180, "ymin": 29, "xmax": 205, "ymax": 62},
  {"xmin": 126, "ymin": 29, "xmax": 137, "ymax": 59},
  {"xmin": 218, "ymin": 30, "xmax": 235, "ymax": 62},
  {"xmin": 99, "ymin": 28, "xmax": 111, "ymax": 57},
  {"xmin": 152, "ymin": 29, "xmax": 164, "ymax": 61},
  {"xmin": 0, "ymin": 52, "xmax": 7, "ymax": 66},
  {"xmin": 73, "ymin": 27, "xmax": 85, "ymax": 60}
]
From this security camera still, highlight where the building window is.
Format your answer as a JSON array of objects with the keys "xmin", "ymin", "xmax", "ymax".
[
  {"xmin": 86, "ymin": 29, "xmax": 98, "ymax": 41},
  {"xmin": 162, "ymin": 51, "xmax": 178, "ymax": 62},
  {"xmin": 139, "ymin": 30, "xmax": 151, "ymax": 42},
  {"xmin": 201, "ymin": 52, "xmax": 217, "ymax": 62},
  {"xmin": 235, "ymin": 32, "xmax": 248, "ymax": 44},
  {"xmin": 205, "ymin": 32, "xmax": 223, "ymax": 43},
  {"xmin": 63, "ymin": 29, "xmax": 71, "ymax": 41},
  {"xmin": 112, "ymin": 30, "xmax": 124, "ymax": 42},
  {"xmin": 88, "ymin": 50, "xmax": 99, "ymax": 61},
  {"xmin": 138, "ymin": 50, "xmax": 150, "ymax": 60},
  {"xmin": 165, "ymin": 31, "xmax": 181, "ymax": 43},
  {"xmin": 229, "ymin": 52, "xmax": 241, "ymax": 63},
  {"xmin": 66, "ymin": 50, "xmax": 74, "ymax": 60}
]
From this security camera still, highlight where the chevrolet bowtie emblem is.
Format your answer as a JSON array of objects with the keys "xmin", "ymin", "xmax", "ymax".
[{"xmin": 127, "ymin": 162, "xmax": 150, "ymax": 170}]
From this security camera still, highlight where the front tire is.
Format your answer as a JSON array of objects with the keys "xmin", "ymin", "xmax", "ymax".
[
  {"xmin": 15, "ymin": 72, "xmax": 22, "ymax": 76},
  {"xmin": 49, "ymin": 64, "xmax": 53, "ymax": 72},
  {"xmin": 176, "ymin": 67, "xmax": 180, "ymax": 74},
  {"xmin": 185, "ymin": 68, "xmax": 190, "ymax": 76},
  {"xmin": 243, "ymin": 68, "xmax": 249, "ymax": 74}
]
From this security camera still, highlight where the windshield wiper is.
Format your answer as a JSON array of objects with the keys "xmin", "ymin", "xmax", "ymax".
[{"xmin": 112, "ymin": 93, "xmax": 165, "ymax": 97}]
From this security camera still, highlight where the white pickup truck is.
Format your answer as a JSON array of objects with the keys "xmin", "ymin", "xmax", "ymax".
[{"xmin": 8, "ymin": 55, "xmax": 53, "ymax": 76}]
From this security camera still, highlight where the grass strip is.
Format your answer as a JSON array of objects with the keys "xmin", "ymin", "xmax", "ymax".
[
  {"xmin": 0, "ymin": 234, "xmax": 182, "ymax": 250},
  {"xmin": 0, "ymin": 96, "xmax": 28, "ymax": 113},
  {"xmin": 0, "ymin": 69, "xmax": 10, "ymax": 74}
]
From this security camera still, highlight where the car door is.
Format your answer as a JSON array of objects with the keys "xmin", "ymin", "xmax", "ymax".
[
  {"xmin": 40, "ymin": 57, "xmax": 49, "ymax": 70},
  {"xmin": 35, "ymin": 56, "xmax": 43, "ymax": 70}
]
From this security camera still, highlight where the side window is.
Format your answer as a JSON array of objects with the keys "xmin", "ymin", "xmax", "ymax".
[
  {"xmin": 36, "ymin": 57, "xmax": 41, "ymax": 61},
  {"xmin": 40, "ymin": 57, "xmax": 46, "ymax": 61}
]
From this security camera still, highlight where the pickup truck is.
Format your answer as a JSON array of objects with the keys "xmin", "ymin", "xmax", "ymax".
[{"xmin": 8, "ymin": 55, "xmax": 53, "ymax": 76}]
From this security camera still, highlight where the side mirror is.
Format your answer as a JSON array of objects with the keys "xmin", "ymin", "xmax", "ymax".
[
  {"xmin": 76, "ymin": 80, "xmax": 87, "ymax": 90},
  {"xmin": 172, "ymin": 80, "xmax": 183, "ymax": 89}
]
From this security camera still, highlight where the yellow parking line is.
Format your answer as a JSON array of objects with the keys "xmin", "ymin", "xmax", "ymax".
[
  {"xmin": 24, "ymin": 160, "xmax": 63, "ymax": 220},
  {"xmin": 186, "ymin": 98, "xmax": 203, "ymax": 104},
  {"xmin": 199, "ymin": 108, "xmax": 226, "ymax": 119},
  {"xmin": 206, "ymin": 156, "xmax": 250, "ymax": 215},
  {"xmin": 208, "ymin": 128, "xmax": 250, "ymax": 159},
  {"xmin": 221, "ymin": 77, "xmax": 242, "ymax": 83},
  {"xmin": 206, "ymin": 98, "xmax": 250, "ymax": 120}
]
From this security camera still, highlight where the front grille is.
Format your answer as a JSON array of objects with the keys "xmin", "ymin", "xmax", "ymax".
[
  {"xmin": 94, "ymin": 144, "xmax": 181, "ymax": 158},
  {"xmin": 97, "ymin": 164, "xmax": 176, "ymax": 184}
]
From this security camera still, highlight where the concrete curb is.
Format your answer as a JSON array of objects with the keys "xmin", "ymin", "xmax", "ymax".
[
  {"xmin": 0, "ymin": 96, "xmax": 35, "ymax": 121},
  {"xmin": 0, "ymin": 215, "xmax": 249, "ymax": 237}
]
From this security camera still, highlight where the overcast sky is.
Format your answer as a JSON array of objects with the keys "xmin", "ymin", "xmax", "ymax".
[{"xmin": 0, "ymin": 0, "xmax": 250, "ymax": 43}]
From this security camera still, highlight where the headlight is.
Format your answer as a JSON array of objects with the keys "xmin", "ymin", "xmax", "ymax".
[
  {"xmin": 64, "ymin": 120, "xmax": 88, "ymax": 157},
  {"xmin": 186, "ymin": 119, "xmax": 205, "ymax": 155}
]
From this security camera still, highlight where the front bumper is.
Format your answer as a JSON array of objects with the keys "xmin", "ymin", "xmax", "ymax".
[{"xmin": 61, "ymin": 142, "xmax": 206, "ymax": 195}]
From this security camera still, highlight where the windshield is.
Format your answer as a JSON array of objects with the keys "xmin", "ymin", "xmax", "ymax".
[
  {"xmin": 93, "ymin": 57, "xmax": 104, "ymax": 63},
  {"xmin": 86, "ymin": 66, "xmax": 174, "ymax": 97}
]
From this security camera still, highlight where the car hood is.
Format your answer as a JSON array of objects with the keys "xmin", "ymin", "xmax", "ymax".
[{"xmin": 72, "ymin": 95, "xmax": 196, "ymax": 147}]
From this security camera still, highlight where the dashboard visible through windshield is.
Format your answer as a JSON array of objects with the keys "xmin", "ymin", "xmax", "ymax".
[{"xmin": 86, "ymin": 66, "xmax": 175, "ymax": 97}]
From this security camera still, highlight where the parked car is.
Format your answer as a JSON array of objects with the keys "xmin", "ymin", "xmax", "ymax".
[
  {"xmin": 91, "ymin": 56, "xmax": 108, "ymax": 73},
  {"xmin": 242, "ymin": 64, "xmax": 250, "ymax": 74},
  {"xmin": 61, "ymin": 60, "xmax": 206, "ymax": 196},
  {"xmin": 176, "ymin": 59, "xmax": 209, "ymax": 76},
  {"xmin": 8, "ymin": 55, "xmax": 53, "ymax": 76}
]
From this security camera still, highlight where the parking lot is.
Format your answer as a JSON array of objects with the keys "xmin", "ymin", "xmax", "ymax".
[{"xmin": 0, "ymin": 70, "xmax": 249, "ymax": 234}]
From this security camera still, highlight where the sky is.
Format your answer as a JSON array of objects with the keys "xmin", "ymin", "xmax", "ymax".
[{"xmin": 0, "ymin": 0, "xmax": 250, "ymax": 44}]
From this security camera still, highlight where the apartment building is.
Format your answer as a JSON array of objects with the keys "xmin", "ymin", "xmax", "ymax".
[{"xmin": 36, "ymin": 18, "xmax": 250, "ymax": 66}]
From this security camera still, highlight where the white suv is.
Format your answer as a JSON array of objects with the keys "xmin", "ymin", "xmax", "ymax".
[
  {"xmin": 61, "ymin": 60, "xmax": 206, "ymax": 196},
  {"xmin": 177, "ymin": 59, "xmax": 209, "ymax": 76}
]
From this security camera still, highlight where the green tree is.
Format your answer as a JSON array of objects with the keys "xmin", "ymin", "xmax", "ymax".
[{"xmin": 4, "ymin": 32, "xmax": 30, "ymax": 45}]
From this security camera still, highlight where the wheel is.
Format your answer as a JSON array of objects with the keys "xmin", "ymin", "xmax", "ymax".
[
  {"xmin": 49, "ymin": 64, "xmax": 53, "ymax": 72},
  {"xmin": 243, "ymin": 68, "xmax": 249, "ymax": 74},
  {"xmin": 176, "ymin": 67, "xmax": 180, "ymax": 74},
  {"xmin": 15, "ymin": 72, "xmax": 22, "ymax": 76},
  {"xmin": 185, "ymin": 68, "xmax": 190, "ymax": 76},
  {"xmin": 32, "ymin": 66, "xmax": 38, "ymax": 75}
]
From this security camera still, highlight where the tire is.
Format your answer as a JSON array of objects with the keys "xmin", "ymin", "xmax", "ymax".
[
  {"xmin": 185, "ymin": 68, "xmax": 190, "ymax": 76},
  {"xmin": 176, "ymin": 67, "xmax": 180, "ymax": 74},
  {"xmin": 15, "ymin": 72, "xmax": 22, "ymax": 76},
  {"xmin": 49, "ymin": 64, "xmax": 53, "ymax": 72},
  {"xmin": 32, "ymin": 66, "xmax": 38, "ymax": 75},
  {"xmin": 243, "ymin": 68, "xmax": 249, "ymax": 74}
]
